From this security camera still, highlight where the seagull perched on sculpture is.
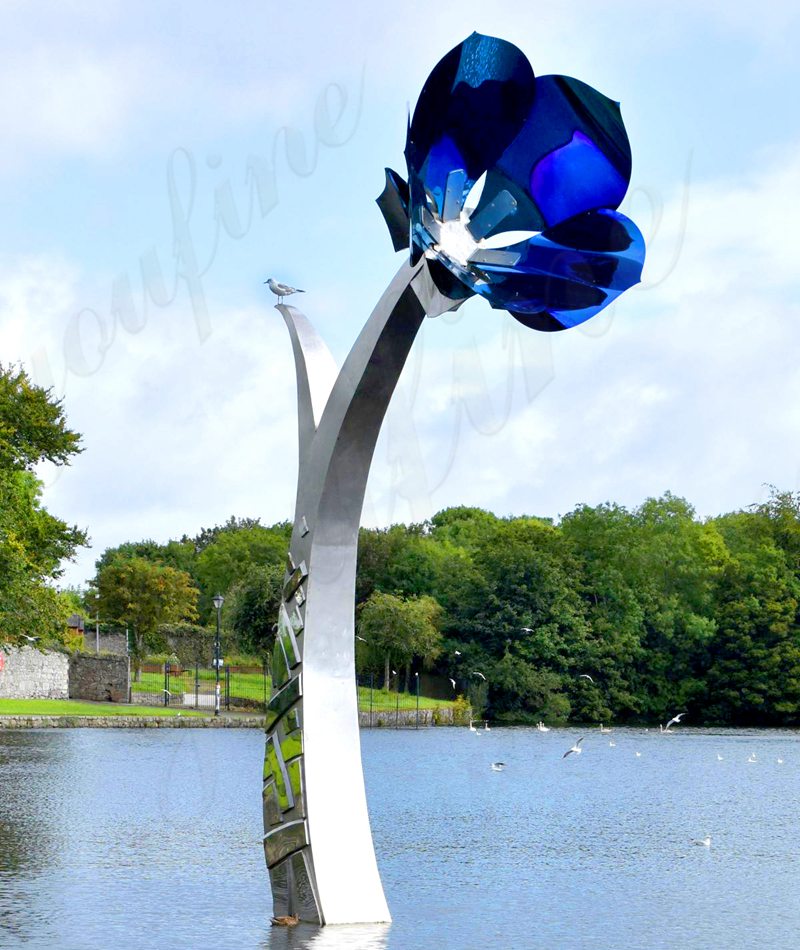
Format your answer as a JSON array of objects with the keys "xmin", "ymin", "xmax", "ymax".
[{"xmin": 264, "ymin": 277, "xmax": 305, "ymax": 303}]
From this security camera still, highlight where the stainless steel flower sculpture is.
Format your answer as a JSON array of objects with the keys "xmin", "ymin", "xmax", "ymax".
[
  {"xmin": 379, "ymin": 31, "xmax": 645, "ymax": 329},
  {"xmin": 263, "ymin": 33, "xmax": 645, "ymax": 929}
]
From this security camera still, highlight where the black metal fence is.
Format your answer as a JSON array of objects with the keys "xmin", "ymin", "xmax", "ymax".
[
  {"xmin": 132, "ymin": 663, "xmax": 449, "ymax": 726},
  {"xmin": 134, "ymin": 662, "xmax": 269, "ymax": 711},
  {"xmin": 356, "ymin": 672, "xmax": 425, "ymax": 728}
]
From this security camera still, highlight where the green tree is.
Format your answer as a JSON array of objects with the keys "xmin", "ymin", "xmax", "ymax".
[
  {"xmin": 95, "ymin": 557, "xmax": 199, "ymax": 676},
  {"xmin": 195, "ymin": 524, "xmax": 288, "ymax": 620},
  {"xmin": 705, "ymin": 512, "xmax": 800, "ymax": 724},
  {"xmin": 225, "ymin": 562, "xmax": 284, "ymax": 658},
  {"xmin": 0, "ymin": 365, "xmax": 86, "ymax": 647},
  {"xmin": 357, "ymin": 591, "xmax": 443, "ymax": 690}
]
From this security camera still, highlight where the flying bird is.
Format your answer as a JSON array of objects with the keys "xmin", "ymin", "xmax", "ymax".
[
  {"xmin": 490, "ymin": 762, "xmax": 505, "ymax": 771},
  {"xmin": 449, "ymin": 678, "xmax": 456, "ymax": 690},
  {"xmin": 264, "ymin": 277, "xmax": 305, "ymax": 303},
  {"xmin": 563, "ymin": 737, "xmax": 584, "ymax": 758},
  {"xmin": 579, "ymin": 674, "xmax": 594, "ymax": 683},
  {"xmin": 663, "ymin": 712, "xmax": 687, "ymax": 731},
  {"xmin": 471, "ymin": 670, "xmax": 486, "ymax": 681},
  {"xmin": 454, "ymin": 650, "xmax": 462, "ymax": 656},
  {"xmin": 355, "ymin": 635, "xmax": 367, "ymax": 642},
  {"xmin": 521, "ymin": 626, "xmax": 533, "ymax": 633}
]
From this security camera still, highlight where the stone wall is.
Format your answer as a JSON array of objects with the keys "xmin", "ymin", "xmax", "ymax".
[
  {"xmin": 358, "ymin": 707, "xmax": 456, "ymax": 727},
  {"xmin": 0, "ymin": 647, "xmax": 69, "ymax": 699},
  {"xmin": 0, "ymin": 715, "xmax": 265, "ymax": 729},
  {"xmin": 81, "ymin": 631, "xmax": 128, "ymax": 655},
  {"xmin": 68, "ymin": 653, "xmax": 130, "ymax": 703}
]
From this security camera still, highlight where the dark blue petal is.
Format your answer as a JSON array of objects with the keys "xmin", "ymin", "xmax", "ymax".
[
  {"xmin": 406, "ymin": 33, "xmax": 535, "ymax": 195},
  {"xmin": 530, "ymin": 131, "xmax": 628, "ymax": 226},
  {"xmin": 497, "ymin": 75, "xmax": 632, "ymax": 227},
  {"xmin": 473, "ymin": 209, "xmax": 645, "ymax": 328}
]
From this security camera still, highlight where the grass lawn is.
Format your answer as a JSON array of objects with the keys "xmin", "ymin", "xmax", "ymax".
[
  {"xmin": 132, "ymin": 668, "xmax": 268, "ymax": 698},
  {"xmin": 0, "ymin": 698, "xmax": 208, "ymax": 718},
  {"xmin": 133, "ymin": 669, "xmax": 457, "ymax": 713},
  {"xmin": 356, "ymin": 685, "xmax": 454, "ymax": 712}
]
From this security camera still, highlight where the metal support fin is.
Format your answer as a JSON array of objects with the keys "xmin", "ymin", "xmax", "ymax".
[
  {"xmin": 276, "ymin": 304, "xmax": 339, "ymax": 460},
  {"xmin": 264, "ymin": 259, "xmax": 461, "ymax": 926}
]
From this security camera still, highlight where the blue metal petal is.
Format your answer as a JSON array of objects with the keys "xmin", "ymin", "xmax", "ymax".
[
  {"xmin": 473, "ymin": 209, "xmax": 645, "ymax": 328},
  {"xmin": 496, "ymin": 75, "xmax": 632, "ymax": 228},
  {"xmin": 406, "ymin": 33, "xmax": 535, "ymax": 196}
]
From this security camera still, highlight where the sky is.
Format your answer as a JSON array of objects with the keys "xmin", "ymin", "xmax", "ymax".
[{"xmin": 1, "ymin": 0, "xmax": 799, "ymax": 589}]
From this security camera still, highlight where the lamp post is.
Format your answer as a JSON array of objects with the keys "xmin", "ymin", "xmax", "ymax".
[{"xmin": 212, "ymin": 594, "xmax": 224, "ymax": 716}]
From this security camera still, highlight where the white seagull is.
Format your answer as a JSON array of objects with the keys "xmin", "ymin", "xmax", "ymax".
[
  {"xmin": 449, "ymin": 678, "xmax": 457, "ymax": 690},
  {"xmin": 471, "ymin": 670, "xmax": 486, "ymax": 681},
  {"xmin": 579, "ymin": 674, "xmax": 595, "ymax": 683},
  {"xmin": 692, "ymin": 835, "xmax": 712, "ymax": 848},
  {"xmin": 663, "ymin": 712, "xmax": 687, "ymax": 732},
  {"xmin": 563, "ymin": 737, "xmax": 584, "ymax": 758},
  {"xmin": 454, "ymin": 650, "xmax": 462, "ymax": 656},
  {"xmin": 490, "ymin": 762, "xmax": 505, "ymax": 771},
  {"xmin": 264, "ymin": 277, "xmax": 305, "ymax": 303}
]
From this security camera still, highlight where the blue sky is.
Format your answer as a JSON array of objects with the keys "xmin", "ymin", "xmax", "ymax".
[{"xmin": 1, "ymin": 1, "xmax": 799, "ymax": 588}]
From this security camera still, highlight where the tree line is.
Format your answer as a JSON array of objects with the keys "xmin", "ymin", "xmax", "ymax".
[
  {"xmin": 86, "ymin": 489, "xmax": 800, "ymax": 727},
  {"xmin": 4, "ymin": 365, "xmax": 800, "ymax": 726}
]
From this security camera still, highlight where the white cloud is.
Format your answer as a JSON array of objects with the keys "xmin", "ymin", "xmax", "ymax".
[{"xmin": 1, "ymin": 3, "xmax": 798, "ymax": 589}]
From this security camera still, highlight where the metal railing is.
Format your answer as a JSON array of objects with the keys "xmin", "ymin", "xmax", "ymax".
[
  {"xmin": 132, "ymin": 663, "xmax": 448, "ymax": 726},
  {"xmin": 356, "ymin": 672, "xmax": 423, "ymax": 728},
  {"xmin": 134, "ymin": 662, "xmax": 269, "ymax": 711}
]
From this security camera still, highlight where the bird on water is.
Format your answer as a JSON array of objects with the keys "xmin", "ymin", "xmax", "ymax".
[{"xmin": 265, "ymin": 277, "xmax": 305, "ymax": 303}]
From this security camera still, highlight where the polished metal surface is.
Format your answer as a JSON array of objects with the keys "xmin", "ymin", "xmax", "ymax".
[{"xmin": 263, "ymin": 257, "xmax": 462, "ymax": 924}]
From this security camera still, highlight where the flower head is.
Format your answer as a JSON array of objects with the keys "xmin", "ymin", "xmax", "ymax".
[{"xmin": 377, "ymin": 33, "xmax": 645, "ymax": 331}]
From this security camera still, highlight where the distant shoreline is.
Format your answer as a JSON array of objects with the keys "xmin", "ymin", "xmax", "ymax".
[{"xmin": 0, "ymin": 715, "xmax": 266, "ymax": 729}]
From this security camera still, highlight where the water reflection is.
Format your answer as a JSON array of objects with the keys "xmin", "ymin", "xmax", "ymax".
[
  {"xmin": 264, "ymin": 923, "xmax": 390, "ymax": 950},
  {"xmin": 2, "ymin": 727, "xmax": 800, "ymax": 949}
]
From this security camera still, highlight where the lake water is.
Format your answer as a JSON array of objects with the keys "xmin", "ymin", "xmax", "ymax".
[{"xmin": 1, "ymin": 725, "xmax": 798, "ymax": 949}]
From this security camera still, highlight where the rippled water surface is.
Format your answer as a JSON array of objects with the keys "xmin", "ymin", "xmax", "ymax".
[{"xmin": 1, "ymin": 726, "xmax": 798, "ymax": 949}]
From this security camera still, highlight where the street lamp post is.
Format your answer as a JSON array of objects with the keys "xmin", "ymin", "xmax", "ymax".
[{"xmin": 212, "ymin": 594, "xmax": 224, "ymax": 717}]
